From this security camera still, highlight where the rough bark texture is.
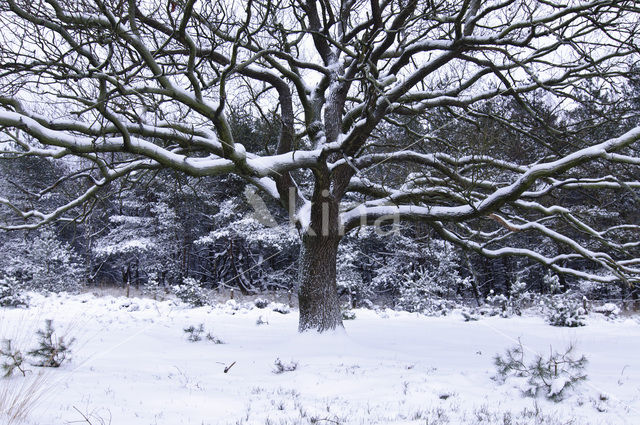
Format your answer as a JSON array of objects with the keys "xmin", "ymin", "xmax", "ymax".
[
  {"xmin": 297, "ymin": 190, "xmax": 343, "ymax": 332},
  {"xmin": 297, "ymin": 233, "xmax": 343, "ymax": 332}
]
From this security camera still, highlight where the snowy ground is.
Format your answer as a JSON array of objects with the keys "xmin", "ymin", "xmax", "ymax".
[{"xmin": 1, "ymin": 293, "xmax": 639, "ymax": 425}]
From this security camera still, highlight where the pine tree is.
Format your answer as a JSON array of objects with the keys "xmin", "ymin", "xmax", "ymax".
[{"xmin": 15, "ymin": 228, "xmax": 84, "ymax": 292}]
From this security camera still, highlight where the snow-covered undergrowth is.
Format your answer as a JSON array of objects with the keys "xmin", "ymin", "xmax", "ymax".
[{"xmin": 1, "ymin": 293, "xmax": 639, "ymax": 425}]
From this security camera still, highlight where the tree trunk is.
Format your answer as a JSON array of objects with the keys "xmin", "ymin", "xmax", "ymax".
[{"xmin": 297, "ymin": 233, "xmax": 343, "ymax": 332}]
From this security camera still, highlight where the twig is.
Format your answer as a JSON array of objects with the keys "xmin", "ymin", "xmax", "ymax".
[{"xmin": 224, "ymin": 361, "xmax": 236, "ymax": 373}]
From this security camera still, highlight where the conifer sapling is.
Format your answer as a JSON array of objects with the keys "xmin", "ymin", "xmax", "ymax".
[{"xmin": 28, "ymin": 319, "xmax": 75, "ymax": 368}]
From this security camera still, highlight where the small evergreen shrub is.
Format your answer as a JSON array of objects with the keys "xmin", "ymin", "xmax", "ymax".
[
  {"xmin": 14, "ymin": 228, "xmax": 84, "ymax": 293},
  {"xmin": 0, "ymin": 275, "xmax": 28, "ymax": 308},
  {"xmin": 183, "ymin": 324, "xmax": 205, "ymax": 342},
  {"xmin": 543, "ymin": 271, "xmax": 563, "ymax": 294},
  {"xmin": 184, "ymin": 324, "xmax": 225, "ymax": 344},
  {"xmin": 342, "ymin": 310, "xmax": 356, "ymax": 320},
  {"xmin": 593, "ymin": 303, "xmax": 620, "ymax": 318},
  {"xmin": 143, "ymin": 272, "xmax": 166, "ymax": 300},
  {"xmin": 205, "ymin": 332, "xmax": 225, "ymax": 344},
  {"xmin": 273, "ymin": 358, "xmax": 298, "ymax": 374},
  {"xmin": 481, "ymin": 284, "xmax": 531, "ymax": 318},
  {"xmin": 494, "ymin": 340, "xmax": 588, "ymax": 401},
  {"xmin": 486, "ymin": 291, "xmax": 527, "ymax": 318},
  {"xmin": 27, "ymin": 320, "xmax": 74, "ymax": 368},
  {"xmin": 0, "ymin": 339, "xmax": 28, "ymax": 377},
  {"xmin": 461, "ymin": 310, "xmax": 479, "ymax": 322},
  {"xmin": 395, "ymin": 259, "xmax": 471, "ymax": 314},
  {"xmin": 271, "ymin": 303, "xmax": 290, "ymax": 314},
  {"xmin": 172, "ymin": 278, "xmax": 208, "ymax": 307},
  {"xmin": 547, "ymin": 299, "xmax": 586, "ymax": 327},
  {"xmin": 254, "ymin": 298, "xmax": 270, "ymax": 309}
]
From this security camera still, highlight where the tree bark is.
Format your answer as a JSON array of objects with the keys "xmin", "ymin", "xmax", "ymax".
[{"xmin": 297, "ymin": 233, "xmax": 343, "ymax": 332}]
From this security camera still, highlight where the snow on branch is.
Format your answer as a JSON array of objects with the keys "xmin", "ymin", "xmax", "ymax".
[{"xmin": 341, "ymin": 125, "xmax": 640, "ymax": 230}]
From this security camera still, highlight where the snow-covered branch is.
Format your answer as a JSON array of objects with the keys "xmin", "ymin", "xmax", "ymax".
[{"xmin": 1, "ymin": 0, "xmax": 639, "ymax": 293}]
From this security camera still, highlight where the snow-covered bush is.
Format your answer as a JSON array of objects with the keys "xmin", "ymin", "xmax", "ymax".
[
  {"xmin": 483, "ymin": 288, "xmax": 531, "ymax": 318},
  {"xmin": 494, "ymin": 340, "xmax": 588, "ymax": 401},
  {"xmin": 547, "ymin": 299, "xmax": 586, "ymax": 327},
  {"xmin": 396, "ymin": 283, "xmax": 457, "ymax": 315},
  {"xmin": 11, "ymin": 228, "xmax": 84, "ymax": 292},
  {"xmin": 395, "ymin": 255, "xmax": 470, "ymax": 314},
  {"xmin": 485, "ymin": 292, "xmax": 511, "ymax": 317},
  {"xmin": 273, "ymin": 358, "xmax": 298, "ymax": 374},
  {"xmin": 423, "ymin": 299, "xmax": 458, "ymax": 316},
  {"xmin": 510, "ymin": 278, "xmax": 528, "ymax": 298},
  {"xmin": 143, "ymin": 272, "xmax": 166, "ymax": 300},
  {"xmin": 223, "ymin": 299, "xmax": 245, "ymax": 312},
  {"xmin": 594, "ymin": 303, "xmax": 620, "ymax": 319},
  {"xmin": 0, "ymin": 339, "xmax": 27, "ymax": 377},
  {"xmin": 395, "ymin": 281, "xmax": 428, "ymax": 313},
  {"xmin": 172, "ymin": 278, "xmax": 208, "ymax": 307},
  {"xmin": 342, "ymin": 309, "xmax": 356, "ymax": 320},
  {"xmin": 461, "ymin": 310, "xmax": 479, "ymax": 321},
  {"xmin": 28, "ymin": 320, "xmax": 75, "ymax": 368},
  {"xmin": 271, "ymin": 303, "xmax": 290, "ymax": 314},
  {"xmin": 543, "ymin": 271, "xmax": 563, "ymax": 294},
  {"xmin": 0, "ymin": 275, "xmax": 28, "ymax": 307},
  {"xmin": 578, "ymin": 278, "xmax": 622, "ymax": 301},
  {"xmin": 254, "ymin": 298, "xmax": 269, "ymax": 309}
]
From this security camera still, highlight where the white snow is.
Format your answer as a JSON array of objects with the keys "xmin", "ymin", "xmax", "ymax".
[
  {"xmin": 548, "ymin": 377, "xmax": 570, "ymax": 398},
  {"xmin": 1, "ymin": 293, "xmax": 640, "ymax": 424},
  {"xmin": 295, "ymin": 201, "xmax": 312, "ymax": 233}
]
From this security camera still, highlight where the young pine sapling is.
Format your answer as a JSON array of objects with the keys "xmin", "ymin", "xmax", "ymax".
[
  {"xmin": 28, "ymin": 320, "xmax": 75, "ymax": 368},
  {"xmin": 0, "ymin": 339, "xmax": 28, "ymax": 377}
]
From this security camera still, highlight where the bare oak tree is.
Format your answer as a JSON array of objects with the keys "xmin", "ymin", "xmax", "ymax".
[{"xmin": 1, "ymin": 0, "xmax": 640, "ymax": 331}]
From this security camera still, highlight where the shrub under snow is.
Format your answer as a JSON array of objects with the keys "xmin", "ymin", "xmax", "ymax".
[
  {"xmin": 12, "ymin": 228, "xmax": 84, "ymax": 293},
  {"xmin": 395, "ymin": 257, "xmax": 470, "ymax": 314},
  {"xmin": 0, "ymin": 275, "xmax": 28, "ymax": 307},
  {"xmin": 271, "ymin": 303, "xmax": 291, "ymax": 314},
  {"xmin": 342, "ymin": 309, "xmax": 356, "ymax": 320},
  {"xmin": 272, "ymin": 358, "xmax": 298, "ymax": 374},
  {"xmin": 494, "ymin": 340, "xmax": 588, "ymax": 401},
  {"xmin": 172, "ymin": 278, "xmax": 208, "ymax": 307},
  {"xmin": 593, "ymin": 303, "xmax": 620, "ymax": 318},
  {"xmin": 254, "ymin": 298, "xmax": 270, "ymax": 309},
  {"xmin": 547, "ymin": 299, "xmax": 586, "ymax": 327}
]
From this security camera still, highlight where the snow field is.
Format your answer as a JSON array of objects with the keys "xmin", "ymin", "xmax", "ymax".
[{"xmin": 1, "ymin": 293, "xmax": 639, "ymax": 425}]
